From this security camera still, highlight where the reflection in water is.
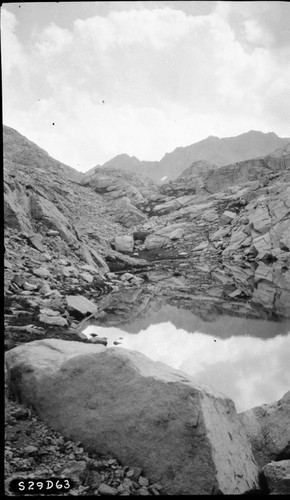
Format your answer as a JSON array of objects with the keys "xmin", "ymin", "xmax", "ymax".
[
  {"xmin": 106, "ymin": 304, "xmax": 290, "ymax": 338},
  {"xmin": 82, "ymin": 322, "xmax": 290, "ymax": 412}
]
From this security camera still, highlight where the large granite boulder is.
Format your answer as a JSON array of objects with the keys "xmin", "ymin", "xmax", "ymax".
[
  {"xmin": 239, "ymin": 391, "xmax": 290, "ymax": 468},
  {"xmin": 78, "ymin": 243, "xmax": 109, "ymax": 274},
  {"xmin": 66, "ymin": 295, "xmax": 98, "ymax": 316},
  {"xmin": 109, "ymin": 197, "xmax": 147, "ymax": 227},
  {"xmin": 5, "ymin": 339, "xmax": 259, "ymax": 495},
  {"xmin": 261, "ymin": 460, "xmax": 290, "ymax": 494},
  {"xmin": 114, "ymin": 235, "xmax": 134, "ymax": 253},
  {"xmin": 144, "ymin": 223, "xmax": 188, "ymax": 250}
]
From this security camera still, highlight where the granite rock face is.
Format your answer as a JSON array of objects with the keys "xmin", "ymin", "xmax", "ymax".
[
  {"xmin": 204, "ymin": 144, "xmax": 290, "ymax": 194},
  {"xmin": 239, "ymin": 391, "xmax": 290, "ymax": 468},
  {"xmin": 5, "ymin": 339, "xmax": 259, "ymax": 495},
  {"xmin": 82, "ymin": 166, "xmax": 157, "ymax": 227},
  {"xmin": 261, "ymin": 460, "xmax": 290, "ymax": 494}
]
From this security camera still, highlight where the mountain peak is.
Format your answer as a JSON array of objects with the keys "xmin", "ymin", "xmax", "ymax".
[
  {"xmin": 243, "ymin": 130, "xmax": 278, "ymax": 138},
  {"xmin": 206, "ymin": 135, "xmax": 219, "ymax": 141}
]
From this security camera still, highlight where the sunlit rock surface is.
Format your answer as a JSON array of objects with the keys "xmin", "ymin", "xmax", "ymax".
[{"xmin": 5, "ymin": 339, "xmax": 259, "ymax": 495}]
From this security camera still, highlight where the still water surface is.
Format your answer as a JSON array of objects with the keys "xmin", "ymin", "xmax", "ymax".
[{"xmin": 82, "ymin": 305, "xmax": 290, "ymax": 412}]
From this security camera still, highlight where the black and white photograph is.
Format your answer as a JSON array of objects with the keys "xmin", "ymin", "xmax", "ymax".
[{"xmin": 3, "ymin": 0, "xmax": 290, "ymax": 495}]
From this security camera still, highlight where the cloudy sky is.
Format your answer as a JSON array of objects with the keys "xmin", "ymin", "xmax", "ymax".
[{"xmin": 2, "ymin": 1, "xmax": 290, "ymax": 172}]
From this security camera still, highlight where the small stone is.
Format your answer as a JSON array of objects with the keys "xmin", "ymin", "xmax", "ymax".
[
  {"xmin": 23, "ymin": 282, "xmax": 38, "ymax": 291},
  {"xmin": 28, "ymin": 234, "xmax": 45, "ymax": 252},
  {"xmin": 148, "ymin": 485, "xmax": 160, "ymax": 495},
  {"xmin": 123, "ymin": 477, "xmax": 133, "ymax": 488},
  {"xmin": 43, "ymin": 253, "xmax": 52, "ymax": 261},
  {"xmin": 105, "ymin": 272, "xmax": 118, "ymax": 279},
  {"xmin": 33, "ymin": 267, "xmax": 51, "ymax": 277},
  {"xmin": 130, "ymin": 276, "xmax": 144, "ymax": 285},
  {"xmin": 152, "ymin": 484, "xmax": 162, "ymax": 491},
  {"xmin": 11, "ymin": 274, "xmax": 25, "ymax": 287},
  {"xmin": 98, "ymin": 483, "xmax": 118, "ymax": 495},
  {"xmin": 84, "ymin": 470, "xmax": 102, "ymax": 489},
  {"xmin": 221, "ymin": 210, "xmax": 237, "ymax": 224},
  {"xmin": 80, "ymin": 272, "xmax": 94, "ymax": 283},
  {"xmin": 228, "ymin": 288, "xmax": 242, "ymax": 298},
  {"xmin": 38, "ymin": 314, "xmax": 68, "ymax": 326},
  {"xmin": 193, "ymin": 241, "xmax": 208, "ymax": 251},
  {"xmin": 120, "ymin": 273, "xmax": 135, "ymax": 281},
  {"xmin": 23, "ymin": 445, "xmax": 38, "ymax": 455},
  {"xmin": 66, "ymin": 295, "xmax": 98, "ymax": 316},
  {"xmin": 10, "ymin": 408, "xmax": 29, "ymax": 420},
  {"xmin": 58, "ymin": 259, "xmax": 69, "ymax": 266},
  {"xmin": 39, "ymin": 282, "xmax": 52, "ymax": 295},
  {"xmin": 47, "ymin": 230, "xmax": 59, "ymax": 236},
  {"xmin": 139, "ymin": 476, "xmax": 149, "ymax": 487},
  {"xmin": 130, "ymin": 467, "xmax": 143, "ymax": 480},
  {"xmin": 62, "ymin": 268, "xmax": 71, "ymax": 277},
  {"xmin": 39, "ymin": 308, "xmax": 60, "ymax": 316},
  {"xmin": 139, "ymin": 487, "xmax": 150, "ymax": 495},
  {"xmin": 81, "ymin": 264, "xmax": 99, "ymax": 274},
  {"xmin": 90, "ymin": 337, "xmax": 107, "ymax": 346},
  {"xmin": 68, "ymin": 489, "xmax": 79, "ymax": 496},
  {"xmin": 4, "ymin": 259, "xmax": 13, "ymax": 269}
]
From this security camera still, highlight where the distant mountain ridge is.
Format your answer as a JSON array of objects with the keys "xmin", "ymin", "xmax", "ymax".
[
  {"xmin": 90, "ymin": 130, "xmax": 290, "ymax": 183},
  {"xmin": 3, "ymin": 125, "xmax": 290, "ymax": 185}
]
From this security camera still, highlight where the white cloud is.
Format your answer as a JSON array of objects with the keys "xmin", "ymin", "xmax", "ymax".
[
  {"xmin": 1, "ymin": 8, "xmax": 26, "ymax": 76},
  {"xmin": 2, "ymin": 3, "xmax": 290, "ymax": 170},
  {"xmin": 34, "ymin": 23, "xmax": 73, "ymax": 57},
  {"xmin": 74, "ymin": 7, "xmax": 193, "ymax": 50},
  {"xmin": 243, "ymin": 19, "xmax": 273, "ymax": 45}
]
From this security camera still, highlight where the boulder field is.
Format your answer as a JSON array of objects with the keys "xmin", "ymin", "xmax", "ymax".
[{"xmin": 5, "ymin": 339, "xmax": 259, "ymax": 495}]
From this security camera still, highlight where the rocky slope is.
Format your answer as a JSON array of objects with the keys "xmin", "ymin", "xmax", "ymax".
[
  {"xmin": 82, "ymin": 165, "xmax": 159, "ymax": 228},
  {"xmin": 4, "ymin": 125, "xmax": 290, "ymax": 495},
  {"xmin": 90, "ymin": 130, "xmax": 290, "ymax": 182},
  {"xmin": 4, "ymin": 123, "xmax": 290, "ymax": 345}
]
